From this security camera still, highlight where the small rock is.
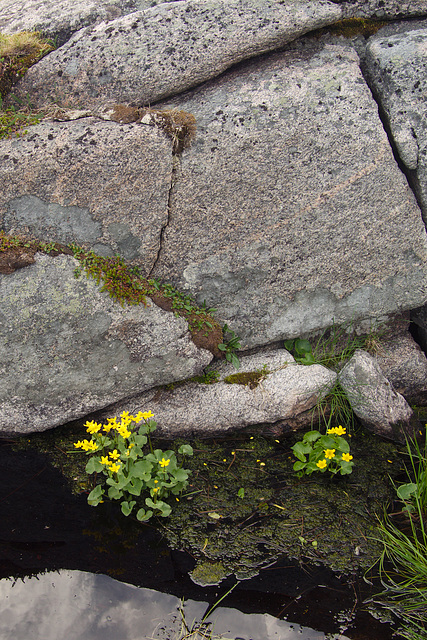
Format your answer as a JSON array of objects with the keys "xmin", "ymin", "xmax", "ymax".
[{"xmin": 338, "ymin": 349, "xmax": 414, "ymax": 441}]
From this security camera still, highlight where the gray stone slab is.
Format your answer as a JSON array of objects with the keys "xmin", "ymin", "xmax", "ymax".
[
  {"xmin": 151, "ymin": 41, "xmax": 427, "ymax": 348},
  {"xmin": 0, "ymin": 118, "xmax": 172, "ymax": 269},
  {"xmin": 331, "ymin": 0, "xmax": 427, "ymax": 20},
  {"xmin": 338, "ymin": 349, "xmax": 414, "ymax": 441},
  {"xmin": 98, "ymin": 350, "xmax": 336, "ymax": 437},
  {"xmin": 0, "ymin": 0, "xmax": 174, "ymax": 46},
  {"xmin": 364, "ymin": 25, "xmax": 427, "ymax": 224},
  {"xmin": 9, "ymin": 0, "xmax": 341, "ymax": 110},
  {"xmin": 0, "ymin": 253, "xmax": 212, "ymax": 436}
]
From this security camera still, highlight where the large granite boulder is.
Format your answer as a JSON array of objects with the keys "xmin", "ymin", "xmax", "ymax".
[
  {"xmin": 152, "ymin": 40, "xmax": 427, "ymax": 348},
  {"xmin": 0, "ymin": 0, "xmax": 173, "ymax": 46},
  {"xmin": 0, "ymin": 118, "xmax": 172, "ymax": 269},
  {"xmin": 8, "ymin": 0, "xmax": 342, "ymax": 110},
  {"xmin": 364, "ymin": 22, "xmax": 427, "ymax": 223},
  {"xmin": 332, "ymin": 0, "xmax": 427, "ymax": 20},
  {"xmin": 98, "ymin": 350, "xmax": 337, "ymax": 437},
  {"xmin": 0, "ymin": 253, "xmax": 212, "ymax": 436}
]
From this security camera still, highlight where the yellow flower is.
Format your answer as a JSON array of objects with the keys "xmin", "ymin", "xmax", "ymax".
[
  {"xmin": 317, "ymin": 459, "xmax": 327, "ymax": 469},
  {"xmin": 159, "ymin": 457, "xmax": 170, "ymax": 468},
  {"xmin": 85, "ymin": 420, "xmax": 102, "ymax": 434},
  {"xmin": 133, "ymin": 411, "xmax": 144, "ymax": 423},
  {"xmin": 117, "ymin": 426, "xmax": 131, "ymax": 439},
  {"xmin": 324, "ymin": 449, "xmax": 336, "ymax": 459},
  {"xmin": 109, "ymin": 449, "xmax": 120, "ymax": 460},
  {"xmin": 342, "ymin": 453, "xmax": 353, "ymax": 462},
  {"xmin": 142, "ymin": 411, "xmax": 154, "ymax": 420},
  {"xmin": 100, "ymin": 456, "xmax": 110, "ymax": 465},
  {"xmin": 109, "ymin": 462, "xmax": 121, "ymax": 473},
  {"xmin": 327, "ymin": 425, "xmax": 346, "ymax": 436},
  {"xmin": 80, "ymin": 439, "xmax": 98, "ymax": 451},
  {"xmin": 74, "ymin": 440, "xmax": 84, "ymax": 449},
  {"xmin": 120, "ymin": 411, "xmax": 130, "ymax": 419}
]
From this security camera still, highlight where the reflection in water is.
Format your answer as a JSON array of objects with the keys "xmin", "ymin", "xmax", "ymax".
[{"xmin": 0, "ymin": 570, "xmax": 349, "ymax": 640}]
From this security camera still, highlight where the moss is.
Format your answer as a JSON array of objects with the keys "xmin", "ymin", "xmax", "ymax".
[
  {"xmin": 0, "ymin": 232, "xmax": 223, "ymax": 356},
  {"xmin": 224, "ymin": 367, "xmax": 269, "ymax": 389},
  {"xmin": 190, "ymin": 561, "xmax": 228, "ymax": 587},
  {"xmin": 0, "ymin": 31, "xmax": 53, "ymax": 140},
  {"xmin": 315, "ymin": 17, "xmax": 389, "ymax": 40},
  {"xmin": 109, "ymin": 104, "xmax": 197, "ymax": 154}
]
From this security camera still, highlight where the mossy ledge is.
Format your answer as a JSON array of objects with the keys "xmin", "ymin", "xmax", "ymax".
[
  {"xmin": 0, "ymin": 231, "xmax": 223, "ymax": 356},
  {"xmin": 223, "ymin": 367, "xmax": 270, "ymax": 389}
]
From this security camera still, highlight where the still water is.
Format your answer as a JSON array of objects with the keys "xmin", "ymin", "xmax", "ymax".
[
  {"xmin": 0, "ymin": 443, "xmax": 394, "ymax": 640},
  {"xmin": 0, "ymin": 569, "xmax": 347, "ymax": 640}
]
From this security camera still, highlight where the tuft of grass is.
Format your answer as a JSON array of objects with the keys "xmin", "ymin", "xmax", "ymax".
[
  {"xmin": 0, "ymin": 31, "xmax": 53, "ymax": 59},
  {"xmin": 371, "ymin": 430, "xmax": 427, "ymax": 640},
  {"xmin": 0, "ymin": 31, "xmax": 54, "ymax": 139}
]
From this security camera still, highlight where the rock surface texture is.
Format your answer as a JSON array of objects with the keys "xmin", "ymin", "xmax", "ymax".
[
  {"xmin": 1, "ymin": 0, "xmax": 427, "ymax": 435},
  {"xmin": 338, "ymin": 350, "xmax": 414, "ymax": 440},
  {"xmin": 0, "ymin": 119, "xmax": 172, "ymax": 267},
  {"xmin": 98, "ymin": 350, "xmax": 337, "ymax": 437},
  {"xmin": 153, "ymin": 41, "xmax": 427, "ymax": 348},
  {"xmin": 364, "ymin": 21, "xmax": 427, "ymax": 224},
  {"xmin": 0, "ymin": 253, "xmax": 212, "ymax": 435},
  {"xmin": 8, "ymin": 0, "xmax": 342, "ymax": 110}
]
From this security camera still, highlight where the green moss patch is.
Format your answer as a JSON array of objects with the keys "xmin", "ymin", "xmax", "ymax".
[
  {"xmin": 224, "ymin": 367, "xmax": 269, "ymax": 389},
  {"xmin": 0, "ymin": 232, "xmax": 223, "ymax": 355},
  {"xmin": 0, "ymin": 31, "xmax": 53, "ymax": 140}
]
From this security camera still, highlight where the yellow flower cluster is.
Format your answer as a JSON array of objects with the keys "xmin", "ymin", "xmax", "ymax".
[
  {"xmin": 74, "ymin": 439, "xmax": 99, "ymax": 452},
  {"xmin": 101, "ymin": 410, "xmax": 154, "ymax": 439},
  {"xmin": 327, "ymin": 425, "xmax": 346, "ymax": 435}
]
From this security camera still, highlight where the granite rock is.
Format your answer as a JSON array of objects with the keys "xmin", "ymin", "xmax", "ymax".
[
  {"xmin": 364, "ymin": 23, "xmax": 427, "ymax": 223},
  {"xmin": 0, "ymin": 253, "xmax": 212, "ymax": 436},
  {"xmin": 338, "ymin": 349, "xmax": 414, "ymax": 441},
  {"xmin": 0, "ymin": 0, "xmax": 176, "ymax": 46},
  {"xmin": 152, "ymin": 40, "xmax": 427, "ymax": 348},
  {"xmin": 9, "ymin": 0, "xmax": 342, "ymax": 110},
  {"xmin": 98, "ymin": 349, "xmax": 337, "ymax": 437},
  {"xmin": 0, "ymin": 118, "xmax": 172, "ymax": 269}
]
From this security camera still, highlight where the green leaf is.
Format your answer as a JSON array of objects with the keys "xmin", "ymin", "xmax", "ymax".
[
  {"xmin": 295, "ymin": 339, "xmax": 312, "ymax": 356},
  {"xmin": 293, "ymin": 461, "xmax": 306, "ymax": 471},
  {"xmin": 238, "ymin": 487, "xmax": 245, "ymax": 498},
  {"xmin": 178, "ymin": 444, "xmax": 194, "ymax": 456},
  {"xmin": 284, "ymin": 339, "xmax": 295, "ymax": 351},
  {"xmin": 85, "ymin": 457, "xmax": 104, "ymax": 474},
  {"xmin": 291, "ymin": 443, "xmax": 308, "ymax": 462},
  {"xmin": 87, "ymin": 484, "xmax": 104, "ymax": 506},
  {"xmin": 107, "ymin": 485, "xmax": 123, "ymax": 500},
  {"xmin": 230, "ymin": 353, "xmax": 241, "ymax": 370},
  {"xmin": 121, "ymin": 500, "xmax": 136, "ymax": 516},
  {"xmin": 303, "ymin": 430, "xmax": 321, "ymax": 443},
  {"xmin": 397, "ymin": 483, "xmax": 417, "ymax": 501},
  {"xmin": 136, "ymin": 508, "xmax": 153, "ymax": 522},
  {"xmin": 127, "ymin": 477, "xmax": 143, "ymax": 496}
]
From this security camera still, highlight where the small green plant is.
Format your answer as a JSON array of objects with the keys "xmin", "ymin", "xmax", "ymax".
[
  {"xmin": 73, "ymin": 411, "xmax": 193, "ymax": 521},
  {"xmin": 284, "ymin": 338, "xmax": 315, "ymax": 365},
  {"xmin": 218, "ymin": 324, "xmax": 241, "ymax": 369},
  {"xmin": 291, "ymin": 425, "xmax": 354, "ymax": 477},
  {"xmin": 396, "ymin": 430, "xmax": 427, "ymax": 515},
  {"xmin": 372, "ymin": 441, "xmax": 427, "ymax": 640}
]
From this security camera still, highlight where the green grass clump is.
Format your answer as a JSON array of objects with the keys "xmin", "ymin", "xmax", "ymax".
[
  {"xmin": 372, "ymin": 430, "xmax": 427, "ymax": 639},
  {"xmin": 0, "ymin": 31, "xmax": 54, "ymax": 139}
]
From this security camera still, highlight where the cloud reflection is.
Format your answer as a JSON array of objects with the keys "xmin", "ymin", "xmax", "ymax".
[{"xmin": 0, "ymin": 570, "xmax": 347, "ymax": 640}]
